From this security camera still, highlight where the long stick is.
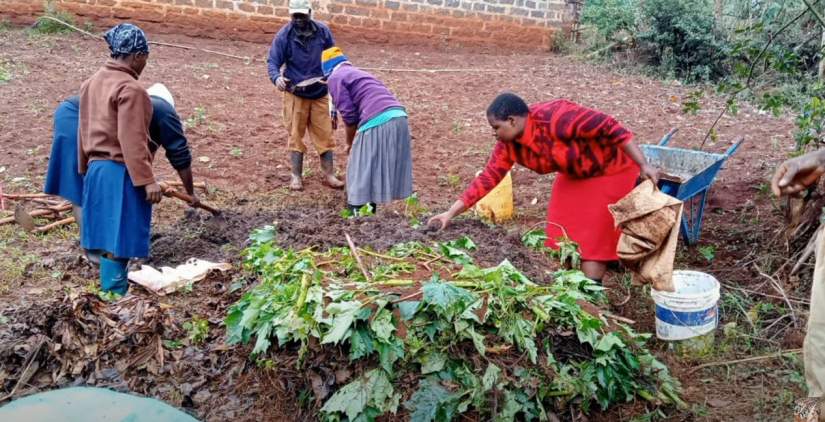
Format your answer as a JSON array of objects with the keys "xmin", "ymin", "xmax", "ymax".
[
  {"xmin": 35, "ymin": 216, "xmax": 76, "ymax": 233},
  {"xmin": 357, "ymin": 248, "xmax": 406, "ymax": 262},
  {"xmin": 36, "ymin": 16, "xmax": 256, "ymax": 62},
  {"xmin": 721, "ymin": 282, "xmax": 810, "ymax": 304},
  {"xmin": 0, "ymin": 338, "xmax": 45, "ymax": 403},
  {"xmin": 0, "ymin": 206, "xmax": 72, "ymax": 225},
  {"xmin": 150, "ymin": 41, "xmax": 253, "ymax": 61},
  {"xmin": 159, "ymin": 183, "xmax": 221, "ymax": 215},
  {"xmin": 686, "ymin": 348, "xmax": 802, "ymax": 375},
  {"xmin": 161, "ymin": 180, "xmax": 208, "ymax": 191},
  {"xmin": 345, "ymin": 233, "xmax": 372, "ymax": 283},
  {"xmin": 791, "ymin": 227, "xmax": 820, "ymax": 275},
  {"xmin": 37, "ymin": 15, "xmax": 98, "ymax": 38},
  {"xmin": 360, "ymin": 67, "xmax": 503, "ymax": 73},
  {"xmin": 37, "ymin": 16, "xmax": 505, "ymax": 72}
]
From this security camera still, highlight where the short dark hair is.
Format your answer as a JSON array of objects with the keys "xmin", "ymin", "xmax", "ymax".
[{"xmin": 486, "ymin": 92, "xmax": 529, "ymax": 121}]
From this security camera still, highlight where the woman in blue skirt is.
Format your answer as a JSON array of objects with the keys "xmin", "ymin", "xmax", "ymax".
[
  {"xmin": 44, "ymin": 96, "xmax": 83, "ymax": 219},
  {"xmin": 78, "ymin": 23, "xmax": 161, "ymax": 295},
  {"xmin": 45, "ymin": 84, "xmax": 199, "ymax": 266}
]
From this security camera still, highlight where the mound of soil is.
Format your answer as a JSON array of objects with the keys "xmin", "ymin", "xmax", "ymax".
[
  {"xmin": 271, "ymin": 208, "xmax": 558, "ymax": 283},
  {"xmin": 148, "ymin": 205, "xmax": 557, "ymax": 283},
  {"xmin": 149, "ymin": 209, "xmax": 277, "ymax": 265}
]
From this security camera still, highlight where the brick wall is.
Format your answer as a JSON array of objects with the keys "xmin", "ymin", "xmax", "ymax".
[{"xmin": 0, "ymin": 0, "xmax": 568, "ymax": 49}]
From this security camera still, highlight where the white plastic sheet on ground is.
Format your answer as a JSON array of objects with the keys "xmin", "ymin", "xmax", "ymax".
[{"xmin": 128, "ymin": 258, "xmax": 231, "ymax": 295}]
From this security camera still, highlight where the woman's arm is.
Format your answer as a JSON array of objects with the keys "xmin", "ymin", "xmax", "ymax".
[
  {"xmin": 621, "ymin": 140, "xmax": 659, "ymax": 183},
  {"xmin": 428, "ymin": 142, "xmax": 514, "ymax": 230}
]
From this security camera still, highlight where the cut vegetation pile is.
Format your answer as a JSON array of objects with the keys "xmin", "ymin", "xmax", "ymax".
[{"xmin": 226, "ymin": 225, "xmax": 685, "ymax": 421}]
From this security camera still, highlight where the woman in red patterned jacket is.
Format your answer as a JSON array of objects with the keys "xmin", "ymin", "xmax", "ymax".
[{"xmin": 429, "ymin": 93, "xmax": 659, "ymax": 283}]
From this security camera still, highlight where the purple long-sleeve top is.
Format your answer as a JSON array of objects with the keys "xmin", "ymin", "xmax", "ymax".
[{"xmin": 326, "ymin": 63, "xmax": 404, "ymax": 127}]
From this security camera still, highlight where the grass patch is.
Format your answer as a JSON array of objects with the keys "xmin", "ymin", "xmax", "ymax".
[
  {"xmin": 31, "ymin": 1, "xmax": 77, "ymax": 35},
  {"xmin": 0, "ymin": 221, "xmax": 79, "ymax": 295}
]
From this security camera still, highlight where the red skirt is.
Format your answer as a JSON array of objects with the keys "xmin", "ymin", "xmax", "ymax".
[{"xmin": 545, "ymin": 164, "xmax": 640, "ymax": 261}]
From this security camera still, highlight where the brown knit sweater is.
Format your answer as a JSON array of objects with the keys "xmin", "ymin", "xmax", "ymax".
[{"xmin": 78, "ymin": 59, "xmax": 155, "ymax": 186}]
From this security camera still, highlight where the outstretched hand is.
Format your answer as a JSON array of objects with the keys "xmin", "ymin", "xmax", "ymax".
[
  {"xmin": 771, "ymin": 151, "xmax": 825, "ymax": 197},
  {"xmin": 427, "ymin": 212, "xmax": 452, "ymax": 232},
  {"xmin": 640, "ymin": 164, "xmax": 660, "ymax": 185}
]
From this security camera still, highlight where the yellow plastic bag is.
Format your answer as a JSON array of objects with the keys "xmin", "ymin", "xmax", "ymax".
[{"xmin": 474, "ymin": 171, "xmax": 514, "ymax": 223}]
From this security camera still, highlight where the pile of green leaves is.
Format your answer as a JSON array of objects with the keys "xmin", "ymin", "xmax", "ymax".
[{"xmin": 226, "ymin": 227, "xmax": 683, "ymax": 420}]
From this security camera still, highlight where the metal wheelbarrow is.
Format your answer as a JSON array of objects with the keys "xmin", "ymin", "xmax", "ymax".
[{"xmin": 640, "ymin": 129, "xmax": 743, "ymax": 245}]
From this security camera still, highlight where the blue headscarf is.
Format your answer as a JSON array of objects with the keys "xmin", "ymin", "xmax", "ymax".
[{"xmin": 104, "ymin": 23, "xmax": 149, "ymax": 56}]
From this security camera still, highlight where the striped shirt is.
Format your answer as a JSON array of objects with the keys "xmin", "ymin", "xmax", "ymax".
[{"xmin": 460, "ymin": 99, "xmax": 635, "ymax": 207}]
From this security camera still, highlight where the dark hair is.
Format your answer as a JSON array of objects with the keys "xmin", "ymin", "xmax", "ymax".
[
  {"xmin": 110, "ymin": 52, "xmax": 148, "ymax": 60},
  {"xmin": 486, "ymin": 92, "xmax": 529, "ymax": 121}
]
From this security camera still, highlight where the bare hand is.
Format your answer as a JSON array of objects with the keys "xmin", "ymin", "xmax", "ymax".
[
  {"xmin": 427, "ymin": 212, "xmax": 452, "ymax": 232},
  {"xmin": 275, "ymin": 76, "xmax": 290, "ymax": 92},
  {"xmin": 772, "ymin": 151, "xmax": 825, "ymax": 197},
  {"xmin": 640, "ymin": 164, "xmax": 660, "ymax": 185},
  {"xmin": 188, "ymin": 193, "xmax": 201, "ymax": 207},
  {"xmin": 145, "ymin": 182, "xmax": 163, "ymax": 204}
]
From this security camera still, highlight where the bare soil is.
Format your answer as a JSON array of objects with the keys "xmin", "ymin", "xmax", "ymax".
[{"xmin": 0, "ymin": 25, "xmax": 806, "ymax": 421}]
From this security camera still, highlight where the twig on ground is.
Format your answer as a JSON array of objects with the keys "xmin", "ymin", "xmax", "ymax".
[
  {"xmin": 721, "ymin": 282, "xmax": 810, "ymax": 305},
  {"xmin": 357, "ymin": 248, "xmax": 406, "ymax": 262},
  {"xmin": 791, "ymin": 229, "xmax": 819, "ymax": 275},
  {"xmin": 686, "ymin": 348, "xmax": 802, "ymax": 374},
  {"xmin": 604, "ymin": 312, "xmax": 635, "ymax": 325},
  {"xmin": 34, "ymin": 216, "xmax": 76, "ymax": 233},
  {"xmin": 762, "ymin": 313, "xmax": 792, "ymax": 334},
  {"xmin": 0, "ymin": 337, "xmax": 45, "ymax": 402},
  {"xmin": 754, "ymin": 264, "xmax": 799, "ymax": 327},
  {"xmin": 345, "ymin": 233, "xmax": 372, "ymax": 283}
]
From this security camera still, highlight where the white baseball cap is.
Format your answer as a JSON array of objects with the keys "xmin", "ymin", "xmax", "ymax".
[
  {"xmin": 147, "ymin": 83, "xmax": 175, "ymax": 109},
  {"xmin": 288, "ymin": 0, "xmax": 311, "ymax": 15}
]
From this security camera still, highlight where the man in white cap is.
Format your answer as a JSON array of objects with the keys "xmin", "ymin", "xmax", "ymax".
[
  {"xmin": 267, "ymin": 0, "xmax": 344, "ymax": 191},
  {"xmin": 44, "ymin": 82, "xmax": 198, "ymax": 264}
]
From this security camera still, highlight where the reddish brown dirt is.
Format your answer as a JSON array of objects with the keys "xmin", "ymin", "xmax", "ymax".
[{"xmin": 0, "ymin": 25, "xmax": 804, "ymax": 421}]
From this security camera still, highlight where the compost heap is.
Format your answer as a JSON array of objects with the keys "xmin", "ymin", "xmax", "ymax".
[{"xmin": 226, "ymin": 225, "xmax": 684, "ymax": 420}]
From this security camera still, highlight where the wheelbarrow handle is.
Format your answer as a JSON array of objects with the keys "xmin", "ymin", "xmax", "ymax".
[
  {"xmin": 657, "ymin": 128, "xmax": 679, "ymax": 146},
  {"xmin": 725, "ymin": 137, "xmax": 744, "ymax": 157}
]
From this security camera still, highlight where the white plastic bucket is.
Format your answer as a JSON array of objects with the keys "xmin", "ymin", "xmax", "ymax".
[{"xmin": 651, "ymin": 271, "xmax": 720, "ymax": 341}]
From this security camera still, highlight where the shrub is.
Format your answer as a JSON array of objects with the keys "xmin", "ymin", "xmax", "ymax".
[{"xmin": 637, "ymin": 0, "xmax": 728, "ymax": 82}]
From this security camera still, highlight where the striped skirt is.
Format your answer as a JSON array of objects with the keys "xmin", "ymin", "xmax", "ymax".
[
  {"xmin": 346, "ymin": 116, "xmax": 413, "ymax": 205},
  {"xmin": 81, "ymin": 160, "xmax": 152, "ymax": 259}
]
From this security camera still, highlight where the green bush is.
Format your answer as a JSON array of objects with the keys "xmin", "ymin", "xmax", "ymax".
[
  {"xmin": 637, "ymin": 0, "xmax": 728, "ymax": 82},
  {"xmin": 32, "ymin": 1, "xmax": 76, "ymax": 34},
  {"xmin": 581, "ymin": 0, "xmax": 640, "ymax": 42}
]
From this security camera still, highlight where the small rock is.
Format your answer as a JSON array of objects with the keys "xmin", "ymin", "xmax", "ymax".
[
  {"xmin": 192, "ymin": 389, "xmax": 212, "ymax": 405},
  {"xmin": 180, "ymin": 382, "xmax": 194, "ymax": 396},
  {"xmin": 708, "ymin": 398, "xmax": 731, "ymax": 408}
]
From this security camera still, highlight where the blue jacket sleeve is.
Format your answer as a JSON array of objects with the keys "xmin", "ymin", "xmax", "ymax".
[
  {"xmin": 267, "ymin": 30, "xmax": 288, "ymax": 84},
  {"xmin": 150, "ymin": 100, "xmax": 192, "ymax": 171}
]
